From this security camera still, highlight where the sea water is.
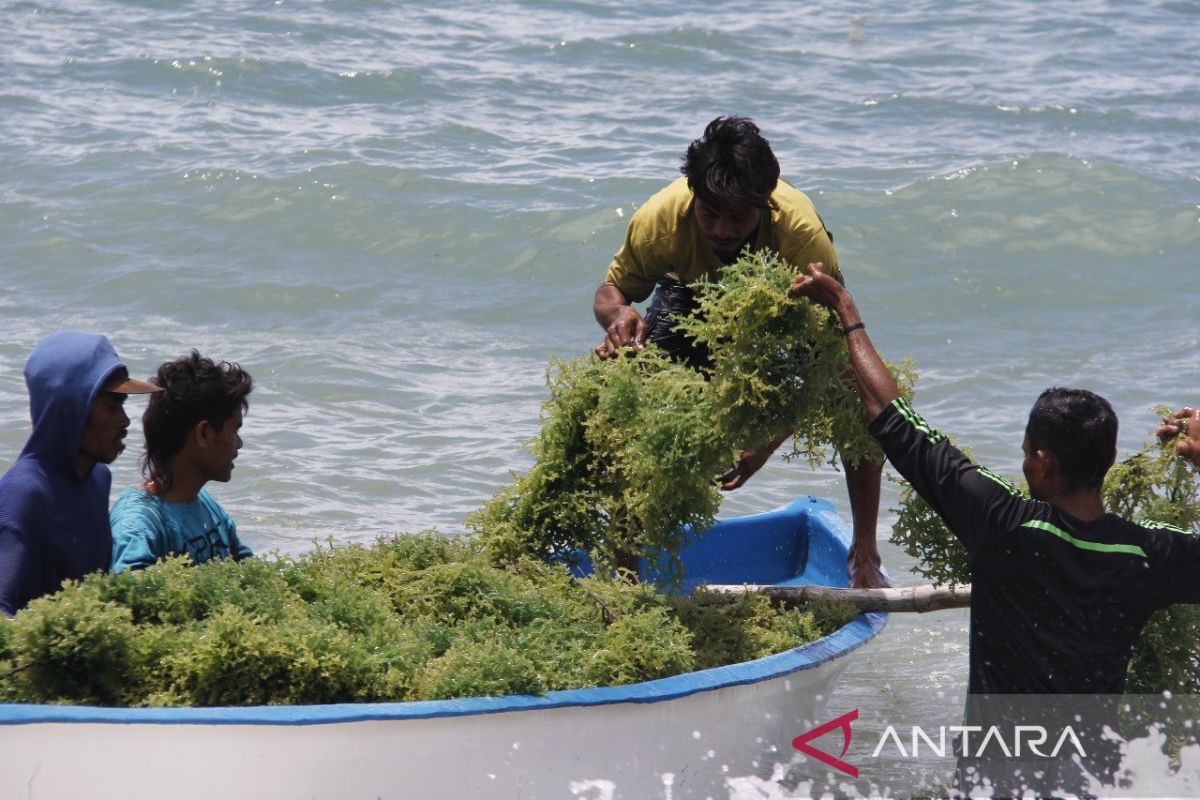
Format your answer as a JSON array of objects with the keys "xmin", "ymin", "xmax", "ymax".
[{"xmin": 1, "ymin": 1, "xmax": 1198, "ymax": 796}]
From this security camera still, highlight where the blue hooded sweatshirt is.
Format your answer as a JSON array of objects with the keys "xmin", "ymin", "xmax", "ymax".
[{"xmin": 0, "ymin": 331, "xmax": 128, "ymax": 617}]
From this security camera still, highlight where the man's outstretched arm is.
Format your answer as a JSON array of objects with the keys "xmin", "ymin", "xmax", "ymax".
[
  {"xmin": 789, "ymin": 262, "xmax": 897, "ymax": 589},
  {"xmin": 794, "ymin": 262, "xmax": 1041, "ymax": 563},
  {"xmin": 788, "ymin": 263, "xmax": 901, "ymax": 419}
]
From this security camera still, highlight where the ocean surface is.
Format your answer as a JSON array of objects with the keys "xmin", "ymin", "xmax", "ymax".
[{"xmin": 2, "ymin": 0, "xmax": 1198, "ymax": 795}]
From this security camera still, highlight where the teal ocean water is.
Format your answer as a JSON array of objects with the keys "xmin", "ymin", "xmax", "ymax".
[{"xmin": 2, "ymin": 0, "xmax": 1198, "ymax": 793}]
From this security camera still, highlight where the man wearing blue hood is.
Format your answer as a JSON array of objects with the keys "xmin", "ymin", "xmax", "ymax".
[{"xmin": 0, "ymin": 331, "xmax": 160, "ymax": 617}]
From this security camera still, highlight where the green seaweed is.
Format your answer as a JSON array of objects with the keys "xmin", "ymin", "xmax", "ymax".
[
  {"xmin": 0, "ymin": 536, "xmax": 855, "ymax": 707},
  {"xmin": 678, "ymin": 249, "xmax": 915, "ymax": 468},
  {"xmin": 472, "ymin": 249, "xmax": 914, "ymax": 581}
]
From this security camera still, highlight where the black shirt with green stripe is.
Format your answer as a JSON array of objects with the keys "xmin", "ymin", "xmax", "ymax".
[{"xmin": 871, "ymin": 398, "xmax": 1200, "ymax": 694}]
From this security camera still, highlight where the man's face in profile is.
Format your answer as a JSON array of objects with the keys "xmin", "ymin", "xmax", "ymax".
[
  {"xmin": 80, "ymin": 390, "xmax": 130, "ymax": 466},
  {"xmin": 80, "ymin": 369, "xmax": 136, "ymax": 467}
]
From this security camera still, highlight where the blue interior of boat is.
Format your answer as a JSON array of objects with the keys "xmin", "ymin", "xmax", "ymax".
[{"xmin": 642, "ymin": 495, "xmax": 832, "ymax": 591}]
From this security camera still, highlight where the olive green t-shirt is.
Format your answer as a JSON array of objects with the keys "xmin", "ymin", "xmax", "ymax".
[{"xmin": 603, "ymin": 176, "xmax": 840, "ymax": 302}]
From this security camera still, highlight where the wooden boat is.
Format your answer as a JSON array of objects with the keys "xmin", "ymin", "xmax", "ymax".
[{"xmin": 0, "ymin": 496, "xmax": 886, "ymax": 800}]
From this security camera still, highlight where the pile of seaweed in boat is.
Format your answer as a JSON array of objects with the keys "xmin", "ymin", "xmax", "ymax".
[
  {"xmin": 0, "ymin": 250, "xmax": 911, "ymax": 707},
  {"xmin": 892, "ymin": 412, "xmax": 1200, "ymax": 695},
  {"xmin": 0, "ymin": 537, "xmax": 857, "ymax": 706}
]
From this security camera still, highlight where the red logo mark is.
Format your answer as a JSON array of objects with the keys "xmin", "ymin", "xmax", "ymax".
[{"xmin": 792, "ymin": 709, "xmax": 859, "ymax": 778}]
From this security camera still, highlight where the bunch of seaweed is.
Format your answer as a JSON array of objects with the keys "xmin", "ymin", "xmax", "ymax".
[{"xmin": 473, "ymin": 249, "xmax": 914, "ymax": 580}]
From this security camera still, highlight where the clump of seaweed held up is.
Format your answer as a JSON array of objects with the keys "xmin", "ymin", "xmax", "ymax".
[
  {"xmin": 473, "ymin": 250, "xmax": 914, "ymax": 581},
  {"xmin": 1, "ymin": 251, "xmax": 910, "ymax": 707}
]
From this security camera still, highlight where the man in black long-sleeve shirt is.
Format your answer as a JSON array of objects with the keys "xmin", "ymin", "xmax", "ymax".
[
  {"xmin": 790, "ymin": 262, "xmax": 1200, "ymax": 695},
  {"xmin": 790, "ymin": 263, "xmax": 1200, "ymax": 792}
]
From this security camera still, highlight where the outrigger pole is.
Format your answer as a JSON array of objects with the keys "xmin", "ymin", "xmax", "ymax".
[{"xmin": 702, "ymin": 583, "xmax": 972, "ymax": 613}]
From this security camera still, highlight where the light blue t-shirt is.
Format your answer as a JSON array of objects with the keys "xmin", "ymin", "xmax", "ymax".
[{"xmin": 110, "ymin": 487, "xmax": 253, "ymax": 573}]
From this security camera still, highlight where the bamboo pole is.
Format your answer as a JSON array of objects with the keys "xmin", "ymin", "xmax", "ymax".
[{"xmin": 701, "ymin": 583, "xmax": 972, "ymax": 613}]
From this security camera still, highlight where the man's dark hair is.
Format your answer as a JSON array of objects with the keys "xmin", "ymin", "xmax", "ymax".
[
  {"xmin": 1025, "ymin": 387, "xmax": 1117, "ymax": 491},
  {"xmin": 680, "ymin": 116, "xmax": 780, "ymax": 212},
  {"xmin": 142, "ymin": 351, "xmax": 253, "ymax": 492}
]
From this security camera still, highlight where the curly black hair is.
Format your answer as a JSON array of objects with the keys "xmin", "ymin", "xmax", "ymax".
[
  {"xmin": 680, "ymin": 116, "xmax": 780, "ymax": 212},
  {"xmin": 141, "ymin": 351, "xmax": 253, "ymax": 493}
]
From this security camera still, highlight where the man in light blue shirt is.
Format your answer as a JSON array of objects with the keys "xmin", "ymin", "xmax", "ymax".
[{"xmin": 110, "ymin": 351, "xmax": 254, "ymax": 572}]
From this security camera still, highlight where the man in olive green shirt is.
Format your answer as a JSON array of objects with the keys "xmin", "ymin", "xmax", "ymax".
[
  {"xmin": 592, "ymin": 116, "xmax": 885, "ymax": 588},
  {"xmin": 602, "ymin": 175, "xmax": 840, "ymax": 304}
]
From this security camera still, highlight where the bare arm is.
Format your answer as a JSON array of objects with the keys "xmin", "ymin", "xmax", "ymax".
[
  {"xmin": 790, "ymin": 262, "xmax": 896, "ymax": 588},
  {"xmin": 593, "ymin": 284, "xmax": 647, "ymax": 358},
  {"xmin": 788, "ymin": 264, "xmax": 901, "ymax": 419},
  {"xmin": 720, "ymin": 429, "xmax": 791, "ymax": 491}
]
